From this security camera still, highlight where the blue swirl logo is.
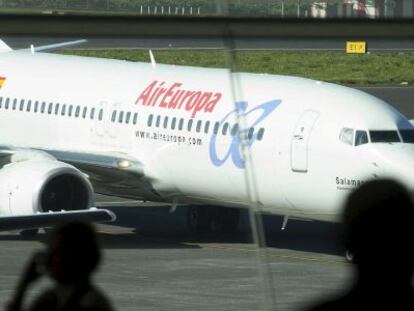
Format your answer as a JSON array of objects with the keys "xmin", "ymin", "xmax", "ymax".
[{"xmin": 209, "ymin": 99, "xmax": 282, "ymax": 168}]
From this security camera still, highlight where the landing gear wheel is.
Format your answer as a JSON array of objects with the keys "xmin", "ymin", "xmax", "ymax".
[{"xmin": 20, "ymin": 228, "xmax": 39, "ymax": 237}]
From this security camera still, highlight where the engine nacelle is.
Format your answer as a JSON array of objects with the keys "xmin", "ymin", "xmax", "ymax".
[{"xmin": 0, "ymin": 160, "xmax": 94, "ymax": 216}]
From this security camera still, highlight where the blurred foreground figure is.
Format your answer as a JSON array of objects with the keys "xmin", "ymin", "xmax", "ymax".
[
  {"xmin": 7, "ymin": 222, "xmax": 113, "ymax": 311},
  {"xmin": 308, "ymin": 179, "xmax": 414, "ymax": 310}
]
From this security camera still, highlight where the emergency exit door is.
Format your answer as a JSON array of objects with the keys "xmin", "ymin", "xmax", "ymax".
[{"xmin": 290, "ymin": 110, "xmax": 320, "ymax": 172}]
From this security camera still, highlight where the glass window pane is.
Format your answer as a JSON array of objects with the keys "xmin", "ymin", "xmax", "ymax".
[
  {"xmin": 339, "ymin": 128, "xmax": 354, "ymax": 145},
  {"xmin": 111, "ymin": 110, "xmax": 117, "ymax": 122},
  {"xmin": 118, "ymin": 111, "xmax": 124, "ymax": 123},
  {"xmin": 370, "ymin": 130, "xmax": 400, "ymax": 143},
  {"xmin": 355, "ymin": 130, "xmax": 369, "ymax": 146},
  {"xmin": 400, "ymin": 130, "xmax": 414, "ymax": 143},
  {"xmin": 26, "ymin": 100, "xmax": 32, "ymax": 112},
  {"xmin": 187, "ymin": 119, "xmax": 193, "ymax": 131}
]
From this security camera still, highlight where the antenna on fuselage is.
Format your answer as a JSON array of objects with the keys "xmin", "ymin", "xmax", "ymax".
[
  {"xmin": 149, "ymin": 50, "xmax": 156, "ymax": 69},
  {"xmin": 30, "ymin": 44, "xmax": 35, "ymax": 54}
]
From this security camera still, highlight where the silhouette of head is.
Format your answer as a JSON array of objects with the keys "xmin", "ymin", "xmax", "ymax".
[
  {"xmin": 46, "ymin": 221, "xmax": 101, "ymax": 284},
  {"xmin": 343, "ymin": 179, "xmax": 414, "ymax": 281}
]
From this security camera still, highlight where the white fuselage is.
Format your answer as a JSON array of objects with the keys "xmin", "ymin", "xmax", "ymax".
[{"xmin": 1, "ymin": 51, "xmax": 414, "ymax": 222}]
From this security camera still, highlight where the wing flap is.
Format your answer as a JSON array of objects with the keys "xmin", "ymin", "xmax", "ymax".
[{"xmin": 0, "ymin": 208, "xmax": 116, "ymax": 231}]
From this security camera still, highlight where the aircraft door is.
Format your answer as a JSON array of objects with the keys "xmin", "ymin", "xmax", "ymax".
[{"xmin": 290, "ymin": 110, "xmax": 320, "ymax": 172}]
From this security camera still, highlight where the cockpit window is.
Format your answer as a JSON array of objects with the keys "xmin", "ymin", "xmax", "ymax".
[
  {"xmin": 399, "ymin": 130, "xmax": 414, "ymax": 143},
  {"xmin": 369, "ymin": 130, "xmax": 400, "ymax": 143},
  {"xmin": 339, "ymin": 128, "xmax": 354, "ymax": 145},
  {"xmin": 355, "ymin": 130, "xmax": 369, "ymax": 146}
]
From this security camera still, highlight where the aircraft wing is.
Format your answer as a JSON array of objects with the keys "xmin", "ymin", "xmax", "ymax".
[
  {"xmin": 0, "ymin": 146, "xmax": 161, "ymax": 202},
  {"xmin": 0, "ymin": 208, "xmax": 116, "ymax": 231}
]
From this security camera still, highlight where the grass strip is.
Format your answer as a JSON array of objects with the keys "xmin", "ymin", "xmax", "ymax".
[{"xmin": 59, "ymin": 49, "xmax": 414, "ymax": 86}]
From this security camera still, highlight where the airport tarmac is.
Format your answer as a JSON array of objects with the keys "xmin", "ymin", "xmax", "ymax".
[{"xmin": 0, "ymin": 197, "xmax": 353, "ymax": 311}]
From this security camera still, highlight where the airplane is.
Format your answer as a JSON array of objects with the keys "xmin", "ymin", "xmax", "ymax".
[{"xmin": 0, "ymin": 38, "xmax": 413, "ymax": 236}]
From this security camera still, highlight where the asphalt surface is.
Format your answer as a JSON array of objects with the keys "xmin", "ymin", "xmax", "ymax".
[{"xmin": 0, "ymin": 197, "xmax": 353, "ymax": 311}]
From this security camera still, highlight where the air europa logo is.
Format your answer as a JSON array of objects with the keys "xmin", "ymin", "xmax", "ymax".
[
  {"xmin": 209, "ymin": 99, "xmax": 282, "ymax": 169},
  {"xmin": 135, "ymin": 80, "xmax": 222, "ymax": 118}
]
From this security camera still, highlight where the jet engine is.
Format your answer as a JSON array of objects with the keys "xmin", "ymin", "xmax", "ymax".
[{"xmin": 0, "ymin": 160, "xmax": 94, "ymax": 216}]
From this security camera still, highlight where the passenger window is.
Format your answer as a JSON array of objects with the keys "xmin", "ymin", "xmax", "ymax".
[
  {"xmin": 111, "ymin": 110, "xmax": 117, "ymax": 122},
  {"xmin": 75, "ymin": 106, "xmax": 80, "ymax": 117},
  {"xmin": 61, "ymin": 104, "xmax": 66, "ymax": 116},
  {"xmin": 12, "ymin": 98, "xmax": 17, "ymax": 110},
  {"xmin": 339, "ymin": 127, "xmax": 354, "ymax": 145},
  {"xmin": 33, "ymin": 100, "xmax": 38, "ymax": 112},
  {"xmin": 54, "ymin": 103, "xmax": 60, "ymax": 115},
  {"xmin": 133, "ymin": 113, "xmax": 138, "ymax": 125},
  {"xmin": 257, "ymin": 128, "xmax": 265, "ymax": 141},
  {"xmin": 82, "ymin": 107, "xmax": 87, "ymax": 119},
  {"xmin": 222, "ymin": 123, "xmax": 229, "ymax": 135},
  {"xmin": 4, "ymin": 98, "xmax": 9, "ymax": 110},
  {"xmin": 19, "ymin": 99, "xmax": 24, "ymax": 111},
  {"xmin": 90, "ymin": 108, "xmax": 95, "ymax": 119},
  {"xmin": 155, "ymin": 115, "xmax": 161, "ymax": 127},
  {"xmin": 26, "ymin": 100, "xmax": 32, "ymax": 112},
  {"xmin": 178, "ymin": 118, "xmax": 184, "ymax": 130},
  {"xmin": 171, "ymin": 117, "xmax": 177, "ymax": 130},
  {"xmin": 231, "ymin": 124, "xmax": 239, "ymax": 136},
  {"xmin": 248, "ymin": 128, "xmax": 254, "ymax": 140},
  {"xmin": 41, "ymin": 102, "xmax": 46, "ymax": 113},
  {"xmin": 187, "ymin": 119, "xmax": 193, "ymax": 131},
  {"xmin": 48, "ymin": 103, "xmax": 53, "ymax": 114},
  {"xmin": 213, "ymin": 122, "xmax": 220, "ymax": 135},
  {"xmin": 163, "ymin": 116, "xmax": 169, "ymax": 129},
  {"xmin": 196, "ymin": 120, "xmax": 202, "ymax": 133},
  {"xmin": 148, "ymin": 114, "xmax": 154, "ymax": 127},
  {"xmin": 98, "ymin": 109, "xmax": 103, "ymax": 121},
  {"xmin": 68, "ymin": 105, "xmax": 73, "ymax": 117},
  {"xmin": 204, "ymin": 121, "xmax": 210, "ymax": 134},
  {"xmin": 118, "ymin": 111, "xmax": 124, "ymax": 123},
  {"xmin": 355, "ymin": 130, "xmax": 369, "ymax": 146},
  {"xmin": 126, "ymin": 112, "xmax": 131, "ymax": 124}
]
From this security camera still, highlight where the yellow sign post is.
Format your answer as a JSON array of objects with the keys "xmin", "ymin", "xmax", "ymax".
[{"xmin": 346, "ymin": 41, "xmax": 367, "ymax": 54}]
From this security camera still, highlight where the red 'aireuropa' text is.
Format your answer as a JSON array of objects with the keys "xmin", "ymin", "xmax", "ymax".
[{"xmin": 135, "ymin": 80, "xmax": 222, "ymax": 118}]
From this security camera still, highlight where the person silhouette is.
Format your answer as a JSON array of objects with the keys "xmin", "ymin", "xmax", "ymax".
[
  {"xmin": 7, "ymin": 221, "xmax": 113, "ymax": 311},
  {"xmin": 308, "ymin": 178, "xmax": 414, "ymax": 310}
]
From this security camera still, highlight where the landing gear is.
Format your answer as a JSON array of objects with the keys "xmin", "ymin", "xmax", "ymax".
[{"xmin": 187, "ymin": 206, "xmax": 240, "ymax": 235}]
